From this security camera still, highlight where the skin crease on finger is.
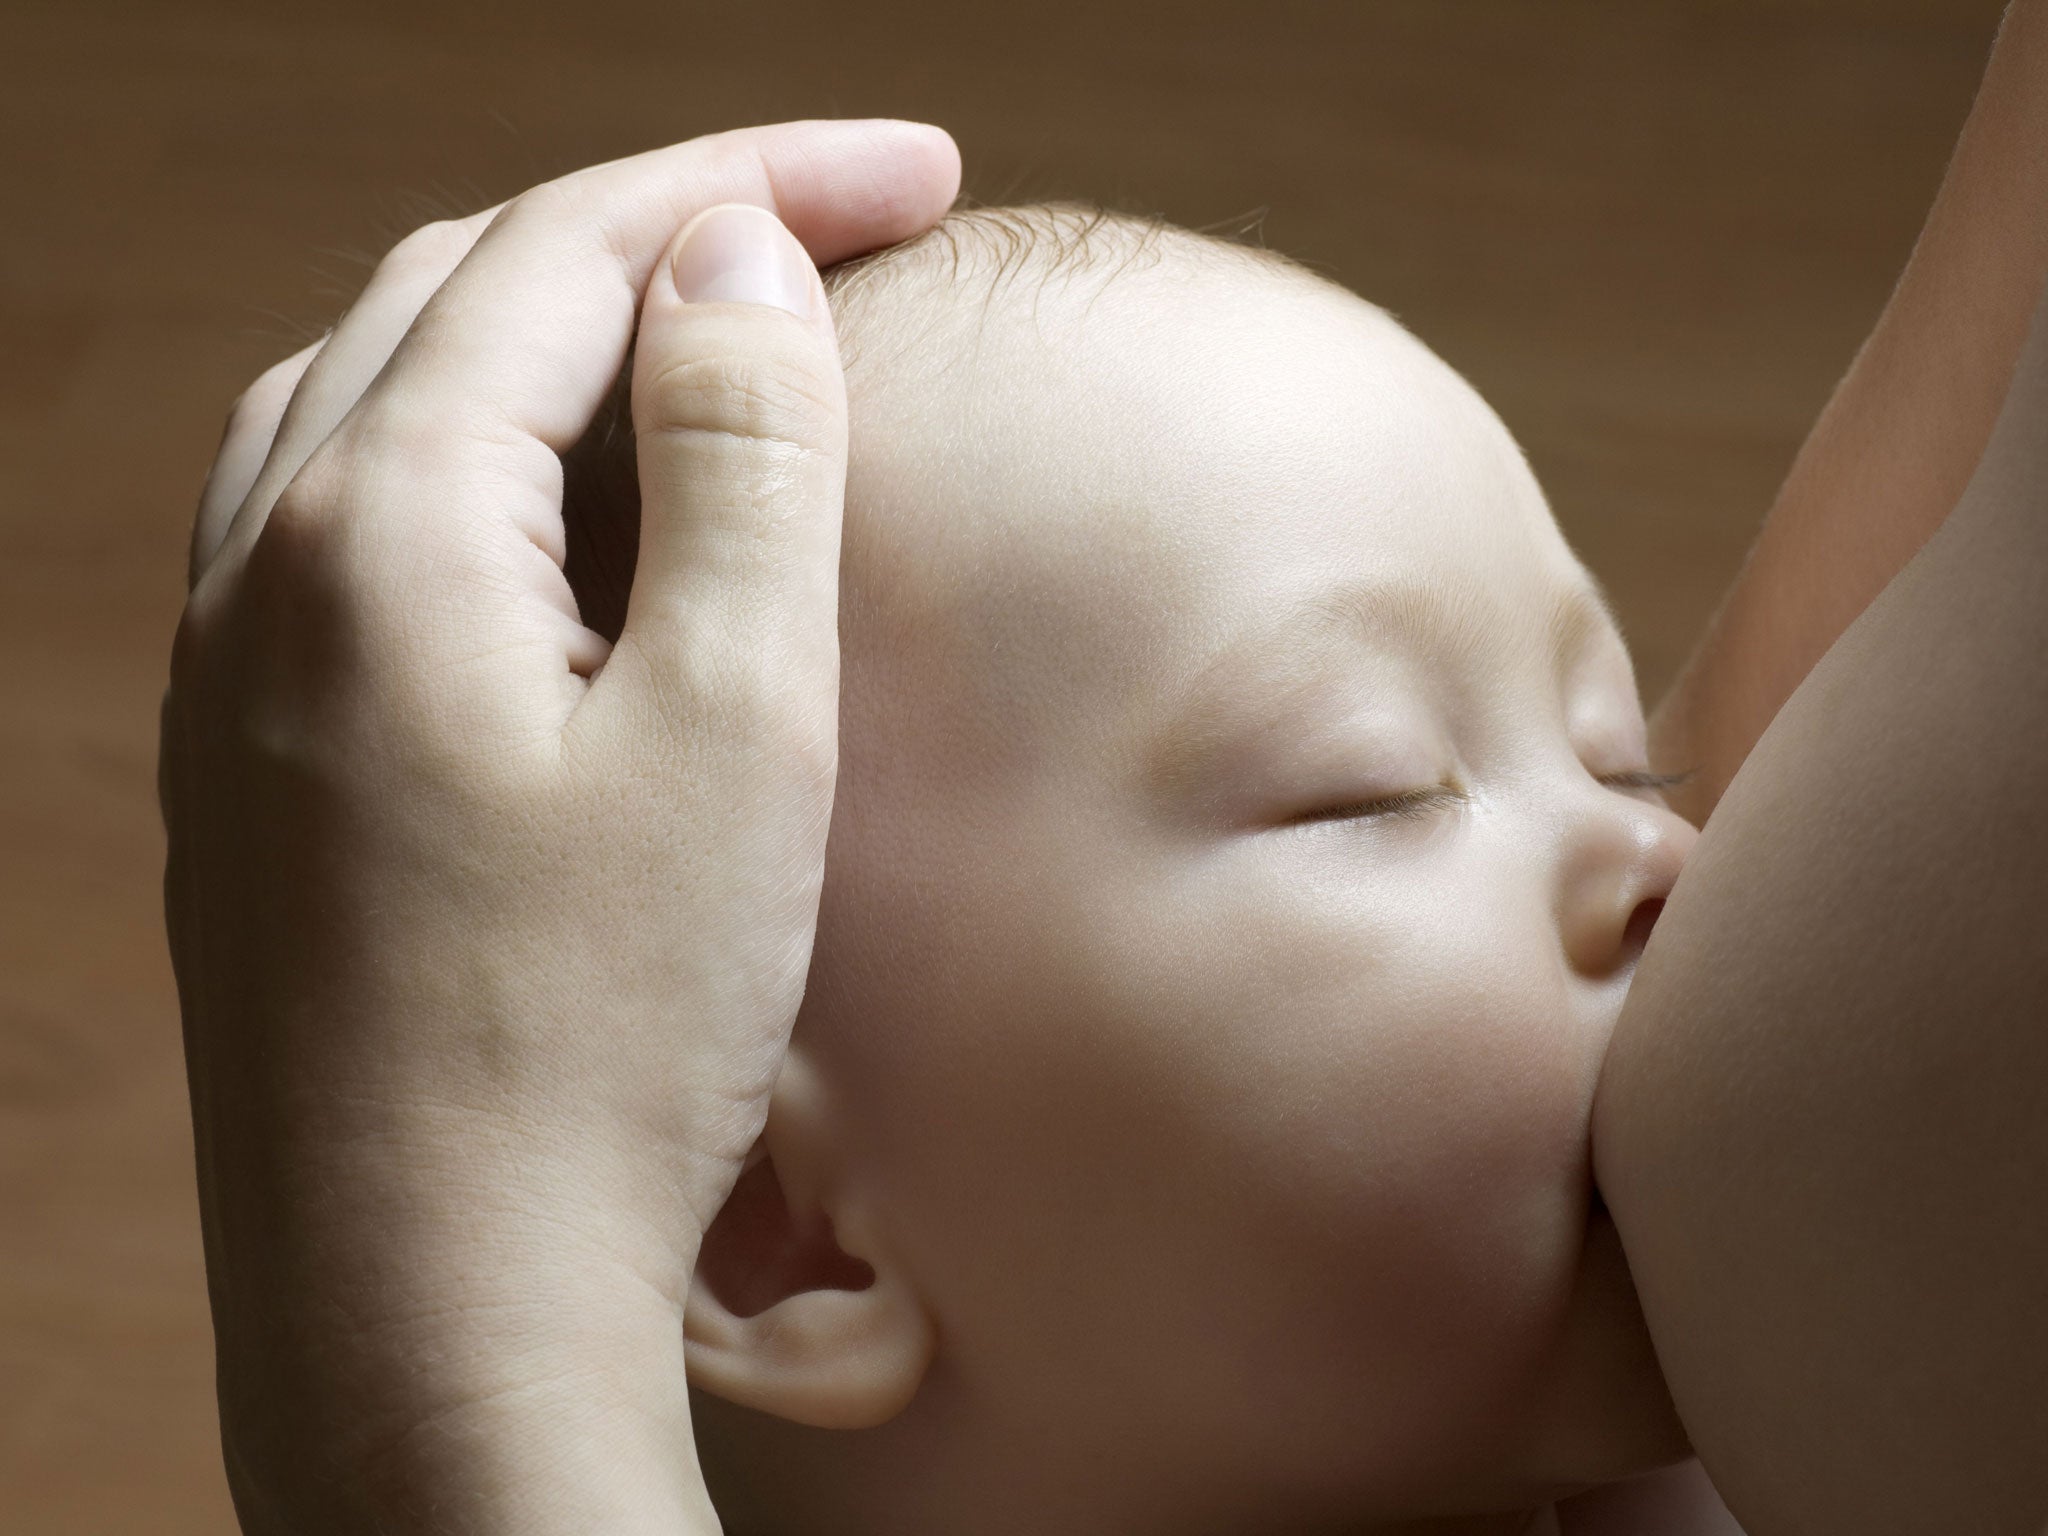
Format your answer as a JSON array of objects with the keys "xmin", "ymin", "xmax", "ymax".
[{"xmin": 667, "ymin": 212, "xmax": 1702, "ymax": 1536}]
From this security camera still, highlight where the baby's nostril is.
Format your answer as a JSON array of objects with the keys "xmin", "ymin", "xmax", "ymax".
[{"xmin": 1623, "ymin": 896, "xmax": 1665, "ymax": 954}]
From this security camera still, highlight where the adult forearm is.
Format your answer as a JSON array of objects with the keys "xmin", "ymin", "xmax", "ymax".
[{"xmin": 1649, "ymin": 0, "xmax": 2048, "ymax": 826}]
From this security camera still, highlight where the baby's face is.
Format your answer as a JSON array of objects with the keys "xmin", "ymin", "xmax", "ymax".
[{"xmin": 771, "ymin": 244, "xmax": 1696, "ymax": 1521}]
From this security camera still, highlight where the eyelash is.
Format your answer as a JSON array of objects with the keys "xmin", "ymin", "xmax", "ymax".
[
  {"xmin": 1599, "ymin": 768, "xmax": 1694, "ymax": 794},
  {"xmin": 1292, "ymin": 767, "xmax": 1695, "ymax": 827},
  {"xmin": 1289, "ymin": 784, "xmax": 1465, "ymax": 827}
]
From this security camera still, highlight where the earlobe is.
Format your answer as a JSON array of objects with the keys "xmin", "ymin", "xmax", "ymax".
[{"xmin": 683, "ymin": 1063, "xmax": 934, "ymax": 1430}]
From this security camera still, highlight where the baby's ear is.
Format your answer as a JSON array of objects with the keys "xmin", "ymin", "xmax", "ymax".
[{"xmin": 683, "ymin": 1053, "xmax": 934, "ymax": 1429}]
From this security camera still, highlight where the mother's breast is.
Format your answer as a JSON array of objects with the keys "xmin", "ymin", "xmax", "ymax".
[{"xmin": 1591, "ymin": 267, "xmax": 2048, "ymax": 1536}]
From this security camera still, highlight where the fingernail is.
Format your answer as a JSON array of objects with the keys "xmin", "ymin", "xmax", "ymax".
[{"xmin": 670, "ymin": 203, "xmax": 817, "ymax": 317}]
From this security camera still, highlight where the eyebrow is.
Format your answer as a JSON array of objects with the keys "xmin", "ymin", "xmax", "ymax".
[
  {"xmin": 1546, "ymin": 573, "xmax": 1625, "ymax": 669},
  {"xmin": 1311, "ymin": 571, "xmax": 1620, "ymax": 660},
  {"xmin": 1144, "ymin": 573, "xmax": 1623, "ymax": 793}
]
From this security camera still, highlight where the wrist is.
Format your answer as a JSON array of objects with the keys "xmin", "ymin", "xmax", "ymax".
[
  {"xmin": 220, "ymin": 1274, "xmax": 713, "ymax": 1536},
  {"xmin": 203, "ymin": 1115, "xmax": 715, "ymax": 1536}
]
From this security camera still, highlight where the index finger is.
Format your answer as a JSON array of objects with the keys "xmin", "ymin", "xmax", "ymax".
[
  {"xmin": 218, "ymin": 119, "xmax": 957, "ymax": 578},
  {"xmin": 381, "ymin": 118, "xmax": 958, "ymax": 452}
]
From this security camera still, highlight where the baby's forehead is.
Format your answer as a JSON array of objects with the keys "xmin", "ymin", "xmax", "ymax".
[
  {"xmin": 825, "ymin": 209, "xmax": 1580, "ymax": 759},
  {"xmin": 828, "ymin": 206, "xmax": 1353, "ymax": 419}
]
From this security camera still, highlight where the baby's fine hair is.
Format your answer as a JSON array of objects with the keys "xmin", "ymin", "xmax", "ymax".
[{"xmin": 821, "ymin": 200, "xmax": 1317, "ymax": 367}]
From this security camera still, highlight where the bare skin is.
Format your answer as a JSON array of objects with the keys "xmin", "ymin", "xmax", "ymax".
[
  {"xmin": 164, "ymin": 4, "xmax": 2048, "ymax": 1529},
  {"xmin": 162, "ymin": 122, "xmax": 961, "ymax": 1536},
  {"xmin": 669, "ymin": 236, "xmax": 1696, "ymax": 1534},
  {"xmin": 1651, "ymin": 0, "xmax": 2048, "ymax": 828},
  {"xmin": 1596, "ymin": 171, "xmax": 2048, "ymax": 1536},
  {"xmin": 1593, "ymin": 3, "xmax": 2048, "ymax": 1530}
]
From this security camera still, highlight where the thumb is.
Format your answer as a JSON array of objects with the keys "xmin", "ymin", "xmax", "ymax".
[{"xmin": 611, "ymin": 202, "xmax": 848, "ymax": 728}]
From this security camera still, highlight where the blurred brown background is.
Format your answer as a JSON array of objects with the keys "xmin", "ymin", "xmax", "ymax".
[{"xmin": 0, "ymin": 0, "xmax": 2007, "ymax": 1528}]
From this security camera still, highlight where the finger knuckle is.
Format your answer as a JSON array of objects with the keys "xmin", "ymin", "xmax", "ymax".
[
  {"xmin": 502, "ymin": 174, "xmax": 589, "ymax": 239},
  {"xmin": 255, "ymin": 442, "xmax": 355, "ymax": 577},
  {"xmin": 334, "ymin": 388, "xmax": 446, "ymax": 483},
  {"xmin": 224, "ymin": 351, "xmax": 308, "ymax": 438},
  {"xmin": 502, "ymin": 173, "xmax": 640, "ymax": 276},
  {"xmin": 382, "ymin": 216, "xmax": 476, "ymax": 281},
  {"xmin": 639, "ymin": 344, "xmax": 842, "ymax": 461}
]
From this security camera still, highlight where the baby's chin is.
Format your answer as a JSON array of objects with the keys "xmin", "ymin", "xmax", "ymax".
[
  {"xmin": 1510, "ymin": 1194, "xmax": 1692, "ymax": 1494},
  {"xmin": 1505, "ymin": 958, "xmax": 1692, "ymax": 1487}
]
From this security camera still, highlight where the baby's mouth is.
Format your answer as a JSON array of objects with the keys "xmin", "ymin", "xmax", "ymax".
[{"xmin": 1623, "ymin": 896, "xmax": 1666, "ymax": 956}]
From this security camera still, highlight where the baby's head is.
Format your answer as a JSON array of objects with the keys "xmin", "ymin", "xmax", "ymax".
[{"xmin": 678, "ymin": 207, "xmax": 1698, "ymax": 1533}]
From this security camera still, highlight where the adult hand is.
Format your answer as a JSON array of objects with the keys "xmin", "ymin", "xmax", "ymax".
[{"xmin": 160, "ymin": 121, "xmax": 959, "ymax": 1535}]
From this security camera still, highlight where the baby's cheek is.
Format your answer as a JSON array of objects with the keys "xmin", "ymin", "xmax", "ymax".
[
  {"xmin": 1096, "ymin": 855, "xmax": 1598, "ymax": 1407},
  {"xmin": 812, "ymin": 808, "xmax": 1596, "ymax": 1479},
  {"xmin": 1128, "ymin": 848, "xmax": 1583, "ymax": 1203}
]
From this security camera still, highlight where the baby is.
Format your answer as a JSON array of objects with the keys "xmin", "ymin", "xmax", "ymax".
[{"xmin": 569, "ymin": 204, "xmax": 1702, "ymax": 1534}]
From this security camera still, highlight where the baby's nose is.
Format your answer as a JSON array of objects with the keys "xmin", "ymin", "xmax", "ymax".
[{"xmin": 1556, "ymin": 798, "xmax": 1696, "ymax": 980}]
